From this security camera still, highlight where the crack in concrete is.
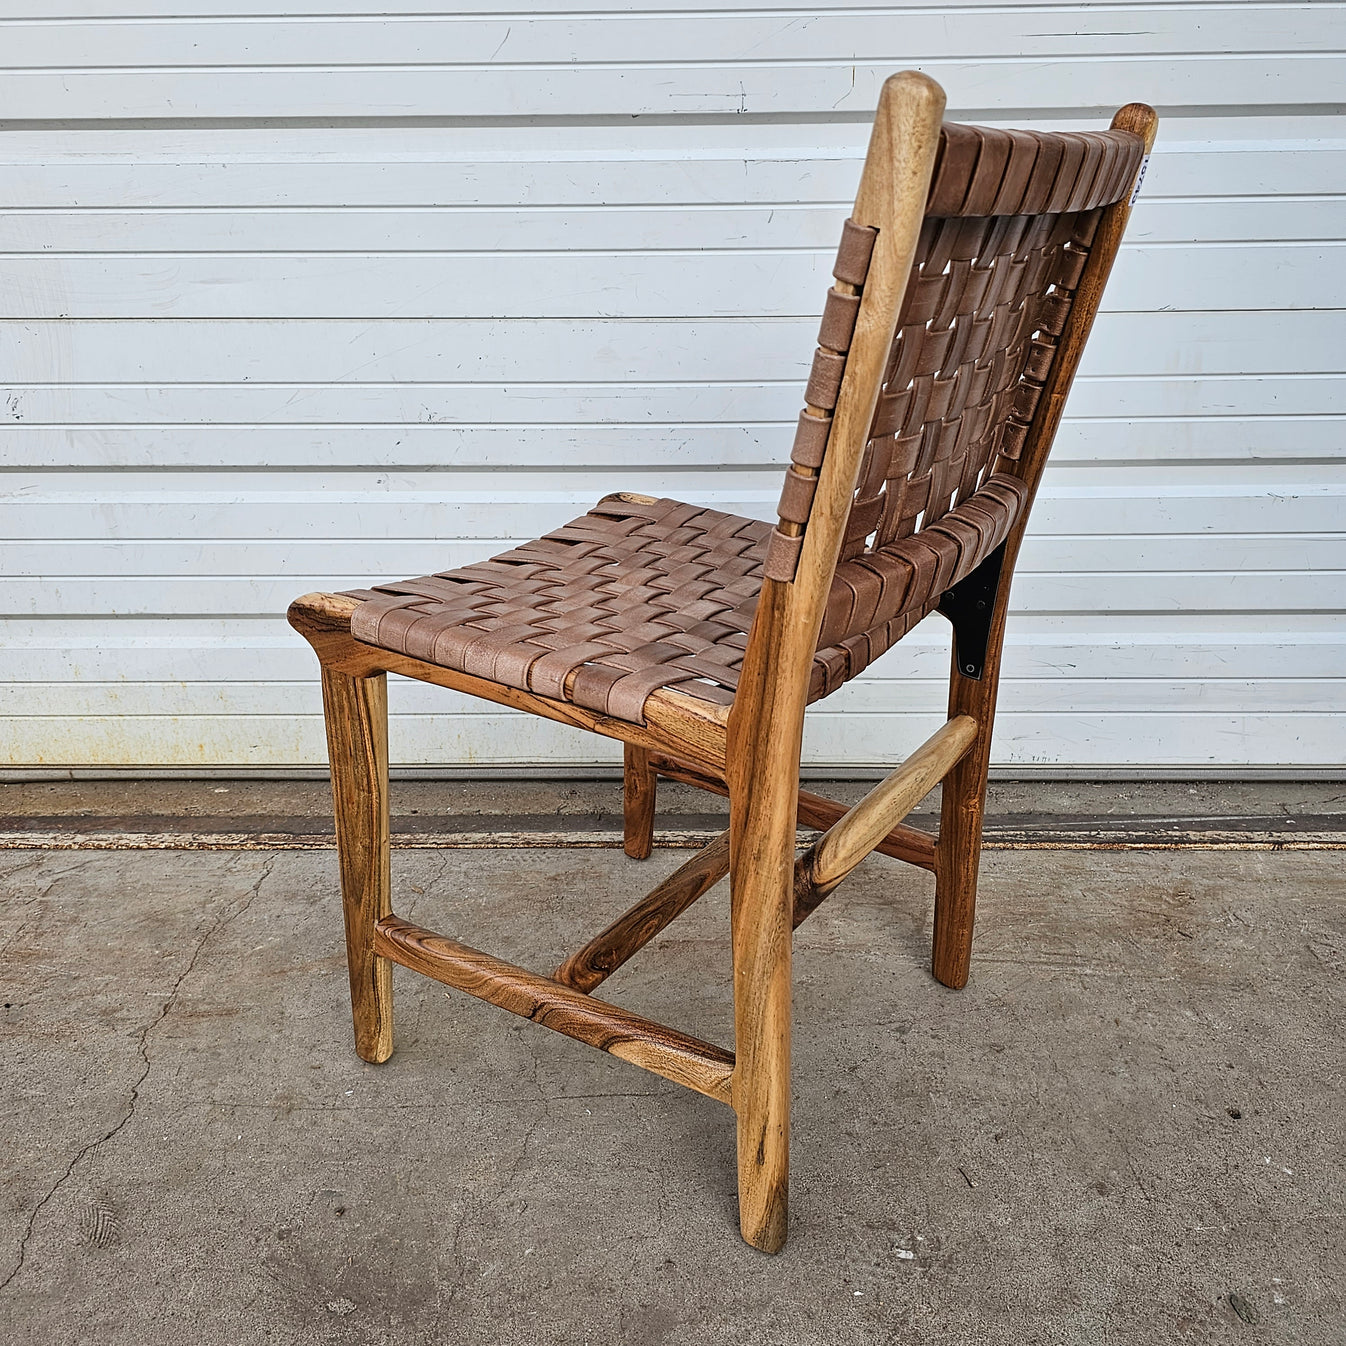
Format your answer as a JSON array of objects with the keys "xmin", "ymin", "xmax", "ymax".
[
  {"xmin": 0, "ymin": 856, "xmax": 276, "ymax": 1295},
  {"xmin": 496, "ymin": 1055, "xmax": 547, "ymax": 1202},
  {"xmin": 437, "ymin": 1194, "xmax": 471, "ymax": 1307}
]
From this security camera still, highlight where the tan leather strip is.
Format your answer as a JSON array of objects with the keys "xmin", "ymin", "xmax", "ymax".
[
  {"xmin": 833, "ymin": 218, "xmax": 878, "ymax": 284},
  {"xmin": 1019, "ymin": 135, "xmax": 1065, "ymax": 216},
  {"xmin": 776, "ymin": 466, "xmax": 818, "ymax": 525},
  {"xmin": 1045, "ymin": 135, "xmax": 1088, "ymax": 214},
  {"xmin": 790, "ymin": 411, "xmax": 831, "ymax": 469},
  {"xmin": 817, "ymin": 287, "xmax": 862, "ymax": 352},
  {"xmin": 928, "ymin": 123, "xmax": 982, "ymax": 214},
  {"xmin": 962, "ymin": 127, "xmax": 1013, "ymax": 216},
  {"xmin": 804, "ymin": 348, "xmax": 848, "ymax": 409},
  {"xmin": 762, "ymin": 529, "xmax": 804, "ymax": 584},
  {"xmin": 990, "ymin": 129, "xmax": 1041, "ymax": 215},
  {"xmin": 927, "ymin": 123, "xmax": 1142, "ymax": 219}
]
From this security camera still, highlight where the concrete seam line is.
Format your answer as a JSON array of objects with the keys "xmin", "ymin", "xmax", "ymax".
[
  {"xmin": 2, "ymin": 766, "xmax": 1344, "ymax": 784},
  {"xmin": 2, "ymin": 832, "xmax": 1344, "ymax": 852}
]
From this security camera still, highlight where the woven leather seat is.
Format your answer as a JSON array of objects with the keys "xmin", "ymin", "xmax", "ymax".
[
  {"xmin": 344, "ymin": 496, "xmax": 769, "ymax": 723},
  {"xmin": 346, "ymin": 469, "xmax": 1026, "ymax": 723},
  {"xmin": 288, "ymin": 73, "xmax": 1156, "ymax": 1255}
]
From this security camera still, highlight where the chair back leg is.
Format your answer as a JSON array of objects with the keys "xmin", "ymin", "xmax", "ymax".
[
  {"xmin": 622, "ymin": 743, "xmax": 657, "ymax": 859},
  {"xmin": 932, "ymin": 577, "xmax": 1012, "ymax": 989},
  {"xmin": 321, "ymin": 666, "xmax": 396, "ymax": 1062}
]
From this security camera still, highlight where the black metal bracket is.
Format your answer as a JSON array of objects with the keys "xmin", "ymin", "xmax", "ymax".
[{"xmin": 937, "ymin": 542, "xmax": 1007, "ymax": 681}]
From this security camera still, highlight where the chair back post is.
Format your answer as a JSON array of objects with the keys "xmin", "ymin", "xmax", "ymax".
[
  {"xmin": 933, "ymin": 100, "xmax": 1158, "ymax": 988},
  {"xmin": 723, "ymin": 70, "xmax": 944, "ymax": 1254},
  {"xmin": 945, "ymin": 97, "xmax": 1161, "ymax": 719},
  {"xmin": 728, "ymin": 70, "xmax": 945, "ymax": 781}
]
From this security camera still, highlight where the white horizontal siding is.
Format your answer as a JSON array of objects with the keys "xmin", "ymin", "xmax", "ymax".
[
  {"xmin": 1, "ymin": 5, "xmax": 1340, "ymax": 120},
  {"xmin": 0, "ymin": 8, "xmax": 1330, "ymax": 67},
  {"xmin": 1, "ymin": 5, "xmax": 1342, "ymax": 770},
  {"xmin": 5, "ymin": 712, "xmax": 1340, "ymax": 773},
  {"xmin": 0, "ymin": 0, "xmax": 1334, "ymax": 12},
  {"xmin": 6, "ymin": 611, "xmax": 1344, "ymax": 767},
  {"xmin": 7, "ymin": 245, "xmax": 1341, "ymax": 318}
]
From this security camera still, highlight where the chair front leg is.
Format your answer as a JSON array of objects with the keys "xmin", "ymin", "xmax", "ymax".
[
  {"xmin": 729, "ymin": 780, "xmax": 794, "ymax": 1254},
  {"xmin": 321, "ymin": 666, "xmax": 395, "ymax": 1063}
]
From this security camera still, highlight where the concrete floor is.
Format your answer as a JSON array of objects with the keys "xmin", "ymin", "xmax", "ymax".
[{"xmin": 1, "ymin": 785, "xmax": 1343, "ymax": 1344}]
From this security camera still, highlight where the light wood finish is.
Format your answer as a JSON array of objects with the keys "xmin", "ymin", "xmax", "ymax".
[
  {"xmin": 932, "ymin": 102, "xmax": 1161, "ymax": 990},
  {"xmin": 725, "ymin": 71, "xmax": 947, "ymax": 1253},
  {"xmin": 555, "ymin": 829, "xmax": 731, "ymax": 992},
  {"xmin": 622, "ymin": 743, "xmax": 657, "ymax": 859},
  {"xmin": 563, "ymin": 731, "xmax": 953, "ymax": 994},
  {"xmin": 648, "ymin": 753, "xmax": 938, "ymax": 872},
  {"xmin": 374, "ymin": 915, "xmax": 734, "ymax": 1105},
  {"xmin": 797, "ymin": 788, "xmax": 936, "ymax": 873},
  {"xmin": 320, "ymin": 666, "xmax": 394, "ymax": 1063},
  {"xmin": 804, "ymin": 716, "xmax": 977, "ymax": 899},
  {"xmin": 644, "ymin": 753, "xmax": 728, "ymax": 792},
  {"xmin": 794, "ymin": 716, "xmax": 977, "ymax": 925}
]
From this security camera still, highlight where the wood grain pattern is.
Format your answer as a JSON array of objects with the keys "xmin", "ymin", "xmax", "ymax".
[
  {"xmin": 623, "ymin": 743, "xmax": 657, "ymax": 860},
  {"xmin": 648, "ymin": 752, "xmax": 937, "ymax": 872},
  {"xmin": 554, "ymin": 829, "xmax": 731, "ymax": 993},
  {"xmin": 797, "ymin": 787, "xmax": 936, "ymax": 872},
  {"xmin": 645, "ymin": 754, "xmax": 728, "ymax": 792},
  {"xmin": 320, "ymin": 665, "xmax": 394, "ymax": 1064},
  {"xmin": 374, "ymin": 914, "xmax": 734, "ymax": 1105},
  {"xmin": 725, "ymin": 71, "xmax": 946, "ymax": 1254}
]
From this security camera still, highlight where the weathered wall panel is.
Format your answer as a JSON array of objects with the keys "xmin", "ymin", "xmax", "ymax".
[{"xmin": 1, "ymin": 5, "xmax": 1341, "ymax": 769}]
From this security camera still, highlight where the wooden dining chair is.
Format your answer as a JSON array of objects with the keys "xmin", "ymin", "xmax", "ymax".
[{"xmin": 289, "ymin": 71, "xmax": 1157, "ymax": 1253}]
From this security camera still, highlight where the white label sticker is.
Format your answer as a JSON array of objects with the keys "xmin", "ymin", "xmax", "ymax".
[{"xmin": 1129, "ymin": 154, "xmax": 1150, "ymax": 207}]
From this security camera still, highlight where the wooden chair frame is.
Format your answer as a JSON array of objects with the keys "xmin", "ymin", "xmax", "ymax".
[{"xmin": 289, "ymin": 72, "xmax": 1158, "ymax": 1253}]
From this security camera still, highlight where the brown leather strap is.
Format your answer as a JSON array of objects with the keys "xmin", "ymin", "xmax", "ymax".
[
  {"xmin": 350, "ymin": 497, "xmax": 767, "ymax": 724},
  {"xmin": 804, "ymin": 348, "xmax": 848, "ymax": 409},
  {"xmin": 789, "ymin": 411, "xmax": 831, "ymax": 469},
  {"xmin": 817, "ymin": 288, "xmax": 862, "ymax": 352}
]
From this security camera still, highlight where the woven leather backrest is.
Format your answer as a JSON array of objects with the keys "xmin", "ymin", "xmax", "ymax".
[{"xmin": 762, "ymin": 121, "xmax": 1145, "ymax": 689}]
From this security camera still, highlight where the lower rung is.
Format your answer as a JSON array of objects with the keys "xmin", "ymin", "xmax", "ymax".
[
  {"xmin": 373, "ymin": 915, "xmax": 735, "ymax": 1106},
  {"xmin": 648, "ymin": 753, "xmax": 938, "ymax": 872}
]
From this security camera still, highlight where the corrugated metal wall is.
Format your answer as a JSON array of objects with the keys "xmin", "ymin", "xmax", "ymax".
[{"xmin": 2, "ymin": 3, "xmax": 1342, "ymax": 770}]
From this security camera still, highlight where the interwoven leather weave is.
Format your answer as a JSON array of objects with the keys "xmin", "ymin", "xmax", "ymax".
[
  {"xmin": 348, "ymin": 120, "xmax": 1145, "ymax": 725},
  {"xmin": 757, "ymin": 122, "xmax": 1144, "ymax": 691},
  {"xmin": 348, "ymin": 497, "xmax": 768, "ymax": 722}
]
